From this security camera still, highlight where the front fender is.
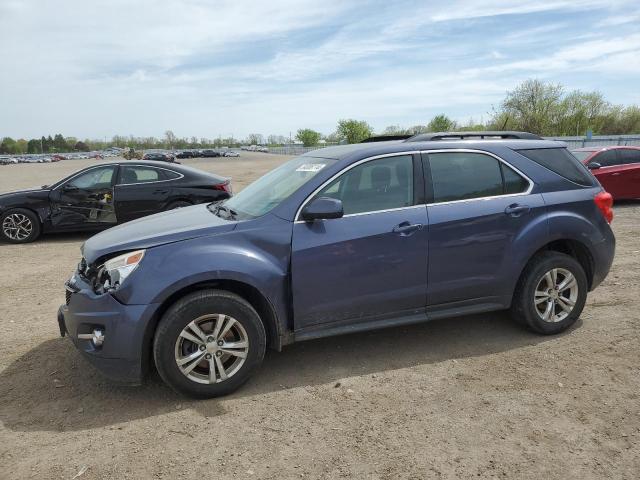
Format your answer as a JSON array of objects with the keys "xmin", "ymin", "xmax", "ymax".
[{"xmin": 113, "ymin": 215, "xmax": 293, "ymax": 336}]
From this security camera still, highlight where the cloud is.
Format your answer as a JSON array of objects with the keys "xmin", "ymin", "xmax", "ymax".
[{"xmin": 0, "ymin": 0, "xmax": 639, "ymax": 138}]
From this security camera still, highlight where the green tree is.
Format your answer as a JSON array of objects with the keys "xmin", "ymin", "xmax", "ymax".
[
  {"xmin": 0, "ymin": 137, "xmax": 17, "ymax": 154},
  {"xmin": 74, "ymin": 141, "xmax": 90, "ymax": 152},
  {"xmin": 427, "ymin": 114, "xmax": 456, "ymax": 132},
  {"xmin": 336, "ymin": 119, "xmax": 373, "ymax": 144},
  {"xmin": 382, "ymin": 125, "xmax": 407, "ymax": 135},
  {"xmin": 296, "ymin": 128, "xmax": 321, "ymax": 147},
  {"xmin": 27, "ymin": 139, "xmax": 41, "ymax": 153},
  {"xmin": 495, "ymin": 79, "xmax": 563, "ymax": 135},
  {"xmin": 53, "ymin": 133, "xmax": 68, "ymax": 152}
]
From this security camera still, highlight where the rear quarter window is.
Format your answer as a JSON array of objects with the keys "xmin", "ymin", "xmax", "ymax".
[{"xmin": 516, "ymin": 148, "xmax": 594, "ymax": 186}]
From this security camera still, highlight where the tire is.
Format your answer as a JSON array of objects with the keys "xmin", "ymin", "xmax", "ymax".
[
  {"xmin": 510, "ymin": 251, "xmax": 587, "ymax": 335},
  {"xmin": 153, "ymin": 289, "xmax": 266, "ymax": 398},
  {"xmin": 166, "ymin": 200, "xmax": 192, "ymax": 210},
  {"xmin": 0, "ymin": 208, "xmax": 41, "ymax": 244}
]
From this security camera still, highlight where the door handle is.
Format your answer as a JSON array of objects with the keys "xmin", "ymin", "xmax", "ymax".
[
  {"xmin": 392, "ymin": 221, "xmax": 423, "ymax": 236},
  {"xmin": 611, "ymin": 173, "xmax": 622, "ymax": 176},
  {"xmin": 504, "ymin": 204, "xmax": 530, "ymax": 217},
  {"xmin": 153, "ymin": 189, "xmax": 169, "ymax": 194}
]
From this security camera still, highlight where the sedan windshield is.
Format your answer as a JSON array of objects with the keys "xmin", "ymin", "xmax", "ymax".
[
  {"xmin": 221, "ymin": 156, "xmax": 336, "ymax": 219},
  {"xmin": 570, "ymin": 150, "xmax": 595, "ymax": 162}
]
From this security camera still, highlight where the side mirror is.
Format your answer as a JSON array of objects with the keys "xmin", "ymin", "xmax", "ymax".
[
  {"xmin": 301, "ymin": 197, "xmax": 344, "ymax": 222},
  {"xmin": 63, "ymin": 184, "xmax": 79, "ymax": 192},
  {"xmin": 587, "ymin": 162, "xmax": 601, "ymax": 170}
]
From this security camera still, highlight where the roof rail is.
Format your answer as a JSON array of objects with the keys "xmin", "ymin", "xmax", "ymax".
[
  {"xmin": 361, "ymin": 134, "xmax": 413, "ymax": 143},
  {"xmin": 405, "ymin": 131, "xmax": 542, "ymax": 142}
]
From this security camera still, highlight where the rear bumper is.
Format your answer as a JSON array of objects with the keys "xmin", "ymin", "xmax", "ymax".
[
  {"xmin": 58, "ymin": 274, "xmax": 160, "ymax": 384},
  {"xmin": 590, "ymin": 225, "xmax": 616, "ymax": 290}
]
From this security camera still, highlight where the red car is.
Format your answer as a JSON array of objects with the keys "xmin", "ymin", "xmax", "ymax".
[{"xmin": 572, "ymin": 146, "xmax": 640, "ymax": 200}]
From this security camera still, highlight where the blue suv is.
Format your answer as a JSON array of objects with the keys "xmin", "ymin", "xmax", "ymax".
[{"xmin": 58, "ymin": 132, "xmax": 616, "ymax": 397}]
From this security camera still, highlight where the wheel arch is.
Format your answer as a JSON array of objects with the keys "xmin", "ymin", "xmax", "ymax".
[
  {"xmin": 515, "ymin": 238, "xmax": 595, "ymax": 297},
  {"xmin": 141, "ymin": 278, "xmax": 283, "ymax": 377}
]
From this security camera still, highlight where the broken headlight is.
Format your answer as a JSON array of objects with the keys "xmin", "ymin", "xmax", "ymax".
[{"xmin": 99, "ymin": 249, "xmax": 145, "ymax": 291}]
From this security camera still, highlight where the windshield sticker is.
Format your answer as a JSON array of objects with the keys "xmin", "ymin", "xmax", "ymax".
[{"xmin": 296, "ymin": 163, "xmax": 326, "ymax": 173}]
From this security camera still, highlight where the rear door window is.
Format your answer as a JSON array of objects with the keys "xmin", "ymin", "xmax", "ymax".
[
  {"xmin": 516, "ymin": 148, "xmax": 594, "ymax": 186},
  {"xmin": 429, "ymin": 152, "xmax": 504, "ymax": 203},
  {"xmin": 619, "ymin": 149, "xmax": 640, "ymax": 165},
  {"xmin": 119, "ymin": 166, "xmax": 162, "ymax": 185}
]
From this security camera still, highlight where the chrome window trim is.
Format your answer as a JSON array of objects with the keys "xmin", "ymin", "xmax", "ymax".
[
  {"xmin": 52, "ymin": 164, "xmax": 118, "ymax": 191},
  {"xmin": 294, "ymin": 151, "xmax": 420, "ymax": 222},
  {"xmin": 294, "ymin": 149, "xmax": 534, "ymax": 222},
  {"xmin": 425, "ymin": 149, "xmax": 534, "ymax": 206},
  {"xmin": 115, "ymin": 164, "xmax": 185, "ymax": 186}
]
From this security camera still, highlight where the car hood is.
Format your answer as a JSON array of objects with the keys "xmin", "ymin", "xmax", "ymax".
[
  {"xmin": 82, "ymin": 204, "xmax": 237, "ymax": 264},
  {"xmin": 0, "ymin": 187, "xmax": 50, "ymax": 201}
]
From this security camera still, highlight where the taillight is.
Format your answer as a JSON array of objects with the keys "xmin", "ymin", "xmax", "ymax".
[
  {"xmin": 594, "ymin": 191, "xmax": 613, "ymax": 223},
  {"xmin": 213, "ymin": 180, "xmax": 232, "ymax": 194}
]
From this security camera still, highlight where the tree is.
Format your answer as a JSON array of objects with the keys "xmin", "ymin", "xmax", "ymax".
[
  {"xmin": 246, "ymin": 133, "xmax": 264, "ymax": 145},
  {"xmin": 74, "ymin": 141, "xmax": 90, "ymax": 152},
  {"xmin": 27, "ymin": 139, "xmax": 41, "ymax": 154},
  {"xmin": 164, "ymin": 130, "xmax": 176, "ymax": 149},
  {"xmin": 406, "ymin": 125, "xmax": 429, "ymax": 134},
  {"xmin": 382, "ymin": 125, "xmax": 407, "ymax": 135},
  {"xmin": 336, "ymin": 119, "xmax": 373, "ymax": 144},
  {"xmin": 0, "ymin": 137, "xmax": 17, "ymax": 154},
  {"xmin": 496, "ymin": 79, "xmax": 563, "ymax": 135},
  {"xmin": 427, "ymin": 114, "xmax": 456, "ymax": 132},
  {"xmin": 53, "ymin": 133, "xmax": 68, "ymax": 152},
  {"xmin": 295, "ymin": 128, "xmax": 321, "ymax": 147}
]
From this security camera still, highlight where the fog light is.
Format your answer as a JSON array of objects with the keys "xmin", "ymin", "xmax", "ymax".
[{"xmin": 78, "ymin": 329, "xmax": 105, "ymax": 347}]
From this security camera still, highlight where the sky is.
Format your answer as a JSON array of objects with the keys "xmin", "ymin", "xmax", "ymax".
[{"xmin": 1, "ymin": 0, "xmax": 640, "ymax": 140}]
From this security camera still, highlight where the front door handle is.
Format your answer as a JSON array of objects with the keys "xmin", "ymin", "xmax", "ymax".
[
  {"xmin": 504, "ymin": 203, "xmax": 530, "ymax": 217},
  {"xmin": 392, "ymin": 221, "xmax": 423, "ymax": 236},
  {"xmin": 153, "ymin": 189, "xmax": 169, "ymax": 194}
]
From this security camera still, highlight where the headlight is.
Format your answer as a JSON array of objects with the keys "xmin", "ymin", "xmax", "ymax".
[{"xmin": 101, "ymin": 249, "xmax": 145, "ymax": 290}]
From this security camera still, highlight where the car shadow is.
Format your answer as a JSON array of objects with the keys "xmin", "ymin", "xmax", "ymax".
[
  {"xmin": 0, "ymin": 311, "xmax": 573, "ymax": 432},
  {"xmin": 613, "ymin": 199, "xmax": 640, "ymax": 209}
]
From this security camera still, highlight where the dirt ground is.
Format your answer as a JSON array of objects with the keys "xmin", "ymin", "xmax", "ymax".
[{"xmin": 0, "ymin": 153, "xmax": 638, "ymax": 479}]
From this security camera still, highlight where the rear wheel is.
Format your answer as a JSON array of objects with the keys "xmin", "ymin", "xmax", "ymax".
[
  {"xmin": 510, "ymin": 252, "xmax": 587, "ymax": 334},
  {"xmin": 153, "ymin": 290, "xmax": 266, "ymax": 398},
  {"xmin": 0, "ymin": 208, "xmax": 41, "ymax": 243}
]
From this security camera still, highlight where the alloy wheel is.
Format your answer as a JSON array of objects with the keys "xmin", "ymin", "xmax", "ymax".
[
  {"xmin": 174, "ymin": 314, "xmax": 249, "ymax": 384},
  {"xmin": 2, "ymin": 213, "xmax": 33, "ymax": 241},
  {"xmin": 534, "ymin": 268, "xmax": 579, "ymax": 323}
]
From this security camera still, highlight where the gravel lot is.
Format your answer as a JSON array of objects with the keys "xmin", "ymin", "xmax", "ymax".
[{"xmin": 0, "ymin": 153, "xmax": 638, "ymax": 479}]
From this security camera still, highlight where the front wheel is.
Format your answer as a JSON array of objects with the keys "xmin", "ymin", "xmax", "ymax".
[
  {"xmin": 153, "ymin": 290, "xmax": 266, "ymax": 398},
  {"xmin": 0, "ymin": 208, "xmax": 41, "ymax": 243},
  {"xmin": 510, "ymin": 252, "xmax": 588, "ymax": 335}
]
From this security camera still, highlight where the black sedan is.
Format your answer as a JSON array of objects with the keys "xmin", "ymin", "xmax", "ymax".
[{"xmin": 0, "ymin": 161, "xmax": 232, "ymax": 243}]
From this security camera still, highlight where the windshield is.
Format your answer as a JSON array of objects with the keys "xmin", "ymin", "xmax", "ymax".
[
  {"xmin": 222, "ymin": 156, "xmax": 336, "ymax": 219},
  {"xmin": 570, "ymin": 150, "xmax": 594, "ymax": 162}
]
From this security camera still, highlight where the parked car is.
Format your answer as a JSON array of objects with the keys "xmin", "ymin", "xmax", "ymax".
[
  {"xmin": 223, "ymin": 150, "xmax": 240, "ymax": 157},
  {"xmin": 176, "ymin": 151, "xmax": 194, "ymax": 159},
  {"xmin": 201, "ymin": 149, "xmax": 221, "ymax": 158},
  {"xmin": 571, "ymin": 146, "xmax": 640, "ymax": 200},
  {"xmin": 142, "ymin": 152, "xmax": 175, "ymax": 163},
  {"xmin": 0, "ymin": 160, "xmax": 232, "ymax": 243},
  {"xmin": 59, "ymin": 132, "xmax": 615, "ymax": 398}
]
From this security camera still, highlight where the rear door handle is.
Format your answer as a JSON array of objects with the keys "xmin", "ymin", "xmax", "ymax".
[
  {"xmin": 504, "ymin": 204, "xmax": 530, "ymax": 217},
  {"xmin": 153, "ymin": 189, "xmax": 169, "ymax": 194},
  {"xmin": 392, "ymin": 221, "xmax": 423, "ymax": 236}
]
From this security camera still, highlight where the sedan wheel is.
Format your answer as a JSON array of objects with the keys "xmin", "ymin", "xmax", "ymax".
[
  {"xmin": 0, "ymin": 209, "xmax": 41, "ymax": 243},
  {"xmin": 2, "ymin": 213, "xmax": 33, "ymax": 241}
]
